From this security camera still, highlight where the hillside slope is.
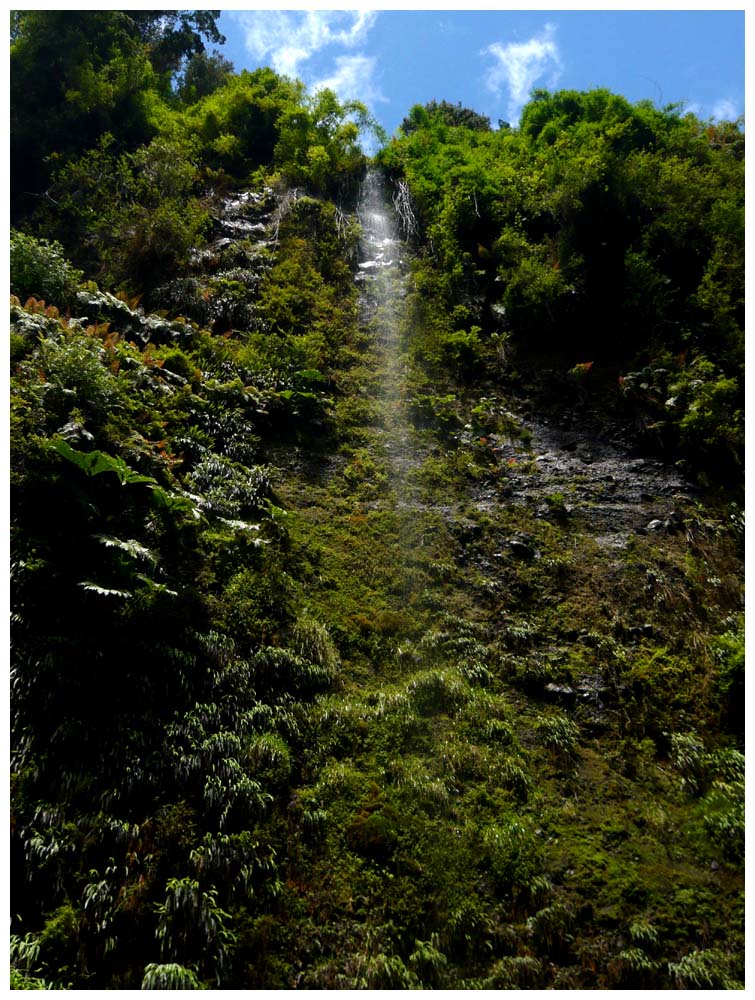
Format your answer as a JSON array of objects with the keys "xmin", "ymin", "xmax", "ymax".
[
  {"xmin": 11, "ymin": 166, "xmax": 744, "ymax": 990},
  {"xmin": 9, "ymin": 18, "xmax": 744, "ymax": 986}
]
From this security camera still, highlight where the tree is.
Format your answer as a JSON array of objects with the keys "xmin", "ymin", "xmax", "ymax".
[
  {"xmin": 177, "ymin": 50, "xmax": 234, "ymax": 104},
  {"xmin": 274, "ymin": 88, "xmax": 383, "ymax": 193},
  {"xmin": 125, "ymin": 10, "xmax": 225, "ymax": 77},
  {"xmin": 400, "ymin": 100, "xmax": 492, "ymax": 135},
  {"xmin": 10, "ymin": 10, "xmax": 226, "ymax": 221}
]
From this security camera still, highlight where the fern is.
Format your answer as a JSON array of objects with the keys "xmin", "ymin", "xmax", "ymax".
[
  {"xmin": 93, "ymin": 534, "xmax": 158, "ymax": 567},
  {"xmin": 78, "ymin": 581, "xmax": 132, "ymax": 599},
  {"xmin": 668, "ymin": 948, "xmax": 742, "ymax": 989},
  {"xmin": 141, "ymin": 963, "xmax": 204, "ymax": 990}
]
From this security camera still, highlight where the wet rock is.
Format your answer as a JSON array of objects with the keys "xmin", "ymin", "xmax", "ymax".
[
  {"xmin": 664, "ymin": 510, "xmax": 684, "ymax": 532},
  {"xmin": 508, "ymin": 536, "xmax": 536, "ymax": 559},
  {"xmin": 626, "ymin": 623, "xmax": 654, "ymax": 640},
  {"xmin": 452, "ymin": 519, "xmax": 483, "ymax": 544},
  {"xmin": 544, "ymin": 683, "xmax": 577, "ymax": 706},
  {"xmin": 490, "ymin": 302, "xmax": 509, "ymax": 327}
]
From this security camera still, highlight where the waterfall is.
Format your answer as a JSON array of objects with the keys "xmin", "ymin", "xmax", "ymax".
[
  {"xmin": 355, "ymin": 169, "xmax": 408, "ymax": 352},
  {"xmin": 356, "ymin": 170, "xmax": 402, "ymax": 280},
  {"xmin": 354, "ymin": 169, "xmax": 420, "ymax": 500}
]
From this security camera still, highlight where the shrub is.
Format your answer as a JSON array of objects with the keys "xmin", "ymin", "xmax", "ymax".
[
  {"xmin": 187, "ymin": 454, "xmax": 270, "ymax": 518},
  {"xmin": 483, "ymin": 955, "xmax": 542, "ymax": 989},
  {"xmin": 33, "ymin": 333, "xmax": 121, "ymax": 425},
  {"xmin": 481, "ymin": 819, "xmax": 542, "ymax": 892},
  {"xmin": 245, "ymin": 733, "xmax": 292, "ymax": 787},
  {"xmin": 408, "ymin": 669, "xmax": 470, "ymax": 716},
  {"xmin": 291, "ymin": 615, "xmax": 340, "ymax": 677},
  {"xmin": 534, "ymin": 712, "xmax": 580, "ymax": 760},
  {"xmin": 10, "ymin": 230, "xmax": 83, "ymax": 305}
]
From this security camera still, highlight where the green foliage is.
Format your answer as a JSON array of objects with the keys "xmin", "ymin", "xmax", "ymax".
[
  {"xmin": 10, "ymin": 231, "xmax": 83, "ymax": 305},
  {"xmin": 35, "ymin": 336, "xmax": 122, "ymax": 426},
  {"xmin": 45, "ymin": 134, "xmax": 210, "ymax": 294},
  {"xmin": 177, "ymin": 50, "xmax": 234, "ymax": 104},
  {"xmin": 400, "ymin": 99, "xmax": 492, "ymax": 135},
  {"xmin": 273, "ymin": 88, "xmax": 382, "ymax": 194},
  {"xmin": 619, "ymin": 355, "xmax": 743, "ymax": 482},
  {"xmin": 142, "ymin": 963, "xmax": 205, "ymax": 989},
  {"xmin": 127, "ymin": 11, "xmax": 225, "ymax": 77},
  {"xmin": 9, "ymin": 969, "xmax": 51, "ymax": 990},
  {"xmin": 380, "ymin": 86, "xmax": 743, "ymax": 483},
  {"xmin": 10, "ymin": 11, "xmax": 156, "ymax": 216},
  {"xmin": 184, "ymin": 68, "xmax": 305, "ymax": 176},
  {"xmin": 668, "ymin": 732, "xmax": 744, "ymax": 860},
  {"xmin": 155, "ymin": 878, "xmax": 235, "ymax": 982},
  {"xmin": 668, "ymin": 948, "xmax": 742, "ymax": 990},
  {"xmin": 9, "ymin": 906, "xmax": 78, "ymax": 990},
  {"xmin": 8, "ymin": 23, "xmax": 744, "ymax": 989},
  {"xmin": 534, "ymin": 712, "xmax": 580, "ymax": 760}
]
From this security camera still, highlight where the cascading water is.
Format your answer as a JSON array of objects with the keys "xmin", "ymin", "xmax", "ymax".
[
  {"xmin": 356, "ymin": 171, "xmax": 402, "ymax": 291},
  {"xmin": 354, "ymin": 170, "xmax": 419, "ymax": 494}
]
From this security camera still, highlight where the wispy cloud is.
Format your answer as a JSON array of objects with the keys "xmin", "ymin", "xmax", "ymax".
[
  {"xmin": 684, "ymin": 97, "xmax": 740, "ymax": 122},
  {"xmin": 232, "ymin": 10, "xmax": 377, "ymax": 80},
  {"xmin": 711, "ymin": 97, "xmax": 739, "ymax": 122},
  {"xmin": 483, "ymin": 23, "xmax": 562, "ymax": 124},
  {"xmin": 312, "ymin": 53, "xmax": 386, "ymax": 106}
]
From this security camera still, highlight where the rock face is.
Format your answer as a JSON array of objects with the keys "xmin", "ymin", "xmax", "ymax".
[
  {"xmin": 486, "ymin": 410, "xmax": 697, "ymax": 549},
  {"xmin": 152, "ymin": 186, "xmax": 285, "ymax": 332}
]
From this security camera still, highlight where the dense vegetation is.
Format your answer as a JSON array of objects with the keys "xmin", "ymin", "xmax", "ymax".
[
  {"xmin": 10, "ymin": 11, "xmax": 744, "ymax": 990},
  {"xmin": 380, "ymin": 88, "xmax": 744, "ymax": 488}
]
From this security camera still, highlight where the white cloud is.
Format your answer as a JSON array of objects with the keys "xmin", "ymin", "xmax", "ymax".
[
  {"xmin": 683, "ymin": 97, "xmax": 740, "ymax": 122},
  {"xmin": 711, "ymin": 97, "xmax": 738, "ymax": 122},
  {"xmin": 483, "ymin": 23, "xmax": 562, "ymax": 124},
  {"xmin": 312, "ymin": 53, "xmax": 386, "ymax": 107},
  {"xmin": 233, "ymin": 10, "xmax": 377, "ymax": 79}
]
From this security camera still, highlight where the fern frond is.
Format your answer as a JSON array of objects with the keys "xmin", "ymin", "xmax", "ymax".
[
  {"xmin": 78, "ymin": 581, "xmax": 132, "ymax": 599},
  {"xmin": 93, "ymin": 534, "xmax": 158, "ymax": 566}
]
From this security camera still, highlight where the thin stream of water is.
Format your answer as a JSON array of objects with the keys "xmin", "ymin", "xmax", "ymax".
[{"xmin": 355, "ymin": 171, "xmax": 419, "ymax": 496}]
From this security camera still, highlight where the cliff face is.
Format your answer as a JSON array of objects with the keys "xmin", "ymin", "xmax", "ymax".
[
  {"xmin": 10, "ymin": 166, "xmax": 744, "ymax": 990},
  {"xmin": 9, "ymin": 28, "xmax": 744, "ymax": 984}
]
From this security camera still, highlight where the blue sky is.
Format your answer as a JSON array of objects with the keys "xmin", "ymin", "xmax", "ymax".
[{"xmin": 217, "ymin": 8, "xmax": 744, "ymax": 136}]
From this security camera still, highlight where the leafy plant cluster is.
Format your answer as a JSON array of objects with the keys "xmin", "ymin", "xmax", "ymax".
[
  {"xmin": 12, "ymin": 11, "xmax": 382, "ymax": 302},
  {"xmin": 379, "ymin": 89, "xmax": 744, "ymax": 485},
  {"xmin": 10, "ymin": 184, "xmax": 359, "ymax": 987}
]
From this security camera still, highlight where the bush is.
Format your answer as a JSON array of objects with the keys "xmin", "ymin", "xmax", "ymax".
[
  {"xmin": 32, "ymin": 331, "xmax": 121, "ymax": 426},
  {"xmin": 10, "ymin": 230, "xmax": 83, "ymax": 305},
  {"xmin": 667, "ymin": 948, "xmax": 742, "ymax": 989}
]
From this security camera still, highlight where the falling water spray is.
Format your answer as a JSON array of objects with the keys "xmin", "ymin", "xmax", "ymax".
[{"xmin": 354, "ymin": 169, "xmax": 420, "ymax": 500}]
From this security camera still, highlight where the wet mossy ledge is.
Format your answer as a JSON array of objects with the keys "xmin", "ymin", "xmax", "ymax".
[{"xmin": 10, "ymin": 12, "xmax": 743, "ymax": 990}]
